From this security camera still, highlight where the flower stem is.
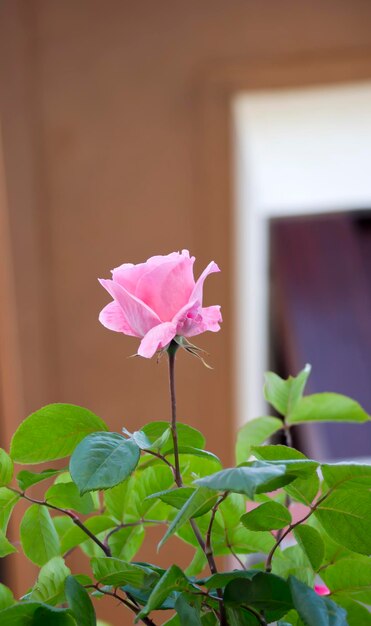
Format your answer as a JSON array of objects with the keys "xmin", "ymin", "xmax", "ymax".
[
  {"xmin": 168, "ymin": 342, "xmax": 182, "ymax": 487},
  {"xmin": 166, "ymin": 342, "xmax": 218, "ymax": 574}
]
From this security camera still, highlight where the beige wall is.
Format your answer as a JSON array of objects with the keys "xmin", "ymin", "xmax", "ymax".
[{"xmin": 1, "ymin": 0, "xmax": 371, "ymax": 622}]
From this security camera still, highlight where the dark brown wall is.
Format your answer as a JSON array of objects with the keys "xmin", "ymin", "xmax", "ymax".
[{"xmin": 1, "ymin": 0, "xmax": 371, "ymax": 621}]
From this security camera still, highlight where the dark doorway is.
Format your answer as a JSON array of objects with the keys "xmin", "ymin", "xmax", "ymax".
[{"xmin": 270, "ymin": 211, "xmax": 371, "ymax": 460}]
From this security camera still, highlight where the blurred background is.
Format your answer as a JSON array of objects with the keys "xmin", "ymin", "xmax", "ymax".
[{"xmin": 1, "ymin": 1, "xmax": 371, "ymax": 623}]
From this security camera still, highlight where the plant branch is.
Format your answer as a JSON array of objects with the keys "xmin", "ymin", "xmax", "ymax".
[
  {"xmin": 242, "ymin": 605, "xmax": 268, "ymax": 626},
  {"xmin": 204, "ymin": 492, "xmax": 229, "ymax": 626},
  {"xmin": 283, "ymin": 421, "xmax": 293, "ymax": 448},
  {"xmin": 205, "ymin": 492, "xmax": 228, "ymax": 574},
  {"xmin": 275, "ymin": 417, "xmax": 293, "ymax": 545},
  {"xmin": 89, "ymin": 584, "xmax": 157, "ymax": 626},
  {"xmin": 226, "ymin": 536, "xmax": 246, "ymax": 571},
  {"xmin": 12, "ymin": 488, "xmax": 111, "ymax": 557},
  {"xmin": 103, "ymin": 518, "xmax": 168, "ymax": 548},
  {"xmin": 142, "ymin": 448, "xmax": 176, "ymax": 473},
  {"xmin": 265, "ymin": 489, "xmax": 331, "ymax": 572}
]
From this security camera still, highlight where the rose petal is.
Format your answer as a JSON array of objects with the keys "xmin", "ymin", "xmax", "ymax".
[
  {"xmin": 191, "ymin": 261, "xmax": 220, "ymax": 305},
  {"xmin": 137, "ymin": 322, "xmax": 177, "ymax": 358},
  {"xmin": 135, "ymin": 256, "xmax": 195, "ymax": 321},
  {"xmin": 99, "ymin": 301, "xmax": 137, "ymax": 336},
  {"xmin": 99, "ymin": 279, "xmax": 160, "ymax": 337},
  {"xmin": 111, "ymin": 251, "xmax": 194, "ymax": 297},
  {"xmin": 314, "ymin": 585, "xmax": 330, "ymax": 596},
  {"xmin": 184, "ymin": 305, "xmax": 222, "ymax": 337}
]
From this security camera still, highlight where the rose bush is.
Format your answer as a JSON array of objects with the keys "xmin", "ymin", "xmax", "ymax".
[
  {"xmin": 0, "ymin": 251, "xmax": 370, "ymax": 626},
  {"xmin": 99, "ymin": 250, "xmax": 222, "ymax": 358}
]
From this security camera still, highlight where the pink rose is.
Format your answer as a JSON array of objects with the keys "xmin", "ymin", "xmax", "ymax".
[
  {"xmin": 99, "ymin": 250, "xmax": 222, "ymax": 358},
  {"xmin": 314, "ymin": 584, "xmax": 330, "ymax": 596}
]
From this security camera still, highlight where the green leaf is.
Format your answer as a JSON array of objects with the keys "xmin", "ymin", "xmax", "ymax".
[
  {"xmin": 104, "ymin": 480, "xmax": 131, "ymax": 522},
  {"xmin": 194, "ymin": 463, "xmax": 288, "ymax": 498},
  {"xmin": 253, "ymin": 444, "xmax": 308, "ymax": 461},
  {"xmin": 60, "ymin": 515, "xmax": 115, "ymax": 554},
  {"xmin": 0, "ymin": 603, "xmax": 44, "ymax": 625},
  {"xmin": 140, "ymin": 422, "xmax": 205, "ymax": 452},
  {"xmin": 174, "ymin": 593, "xmax": 202, "ymax": 626},
  {"xmin": 32, "ymin": 605, "xmax": 76, "ymax": 625},
  {"xmin": 91, "ymin": 557, "xmax": 156, "ymax": 587},
  {"xmin": 177, "ymin": 493, "xmax": 275, "ymax": 557},
  {"xmin": 45, "ymin": 483, "xmax": 94, "ymax": 515},
  {"xmin": 20, "ymin": 504, "xmax": 60, "ymax": 566},
  {"xmin": 293, "ymin": 525, "xmax": 324, "ymax": 570},
  {"xmin": 0, "ymin": 584, "xmax": 15, "ymax": 610},
  {"xmin": 288, "ymin": 393, "xmax": 369, "ymax": 425},
  {"xmin": 163, "ymin": 615, "xmax": 181, "ymax": 626},
  {"xmin": 132, "ymin": 426, "xmax": 172, "ymax": 452},
  {"xmin": 224, "ymin": 572, "xmax": 293, "ymax": 620},
  {"xmin": 0, "ymin": 450, "xmax": 13, "ymax": 487},
  {"xmin": 222, "ymin": 524, "xmax": 274, "ymax": 556},
  {"xmin": 65, "ymin": 576, "xmax": 96, "ymax": 626},
  {"xmin": 272, "ymin": 546, "xmax": 315, "ymax": 587},
  {"xmin": 278, "ymin": 610, "xmax": 304, "ymax": 626},
  {"xmin": 321, "ymin": 463, "xmax": 371, "ymax": 490},
  {"xmin": 0, "ymin": 530, "xmax": 16, "ymax": 557},
  {"xmin": 178, "ymin": 454, "xmax": 222, "ymax": 484},
  {"xmin": 159, "ymin": 488, "xmax": 217, "ymax": 549},
  {"xmin": 249, "ymin": 450, "xmax": 318, "ymax": 496},
  {"xmin": 148, "ymin": 487, "xmax": 214, "ymax": 518},
  {"xmin": 333, "ymin": 596, "xmax": 371, "ymax": 626},
  {"xmin": 226, "ymin": 607, "xmax": 260, "ymax": 625},
  {"xmin": 236, "ymin": 417, "xmax": 283, "ymax": 464},
  {"xmin": 137, "ymin": 565, "xmax": 190, "ymax": 619},
  {"xmin": 315, "ymin": 489, "xmax": 371, "ymax": 555},
  {"xmin": 30, "ymin": 556, "xmax": 70, "ymax": 605},
  {"xmin": 200, "ymin": 571, "xmax": 256, "ymax": 590},
  {"xmin": 108, "ymin": 525, "xmax": 145, "ymax": 561},
  {"xmin": 169, "ymin": 447, "xmax": 220, "ymax": 464},
  {"xmin": 0, "ymin": 603, "xmax": 75, "ymax": 625},
  {"xmin": 70, "ymin": 433, "xmax": 140, "ymax": 494},
  {"xmin": 127, "ymin": 465, "xmax": 173, "ymax": 519},
  {"xmin": 285, "ymin": 474, "xmax": 320, "ymax": 506},
  {"xmin": 0, "ymin": 488, "xmax": 19, "ymax": 532},
  {"xmin": 185, "ymin": 550, "xmax": 207, "ymax": 577},
  {"xmin": 241, "ymin": 501, "xmax": 291, "ymax": 531},
  {"xmin": 122, "ymin": 428, "xmax": 155, "ymax": 450},
  {"xmin": 123, "ymin": 583, "xmax": 176, "ymax": 611},
  {"xmin": 0, "ymin": 603, "xmax": 36, "ymax": 623},
  {"xmin": 10, "ymin": 404, "xmax": 108, "ymax": 464},
  {"xmin": 147, "ymin": 487, "xmax": 196, "ymax": 511},
  {"xmin": 307, "ymin": 516, "xmax": 358, "ymax": 567},
  {"xmin": 216, "ymin": 492, "xmax": 246, "ymax": 528},
  {"xmin": 201, "ymin": 614, "xmax": 218, "ymax": 626},
  {"xmin": 289, "ymin": 576, "xmax": 347, "ymax": 626},
  {"xmin": 321, "ymin": 558, "xmax": 371, "ymax": 604},
  {"xmin": 17, "ymin": 469, "xmax": 64, "ymax": 491},
  {"xmin": 264, "ymin": 365, "xmax": 311, "ymax": 417}
]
